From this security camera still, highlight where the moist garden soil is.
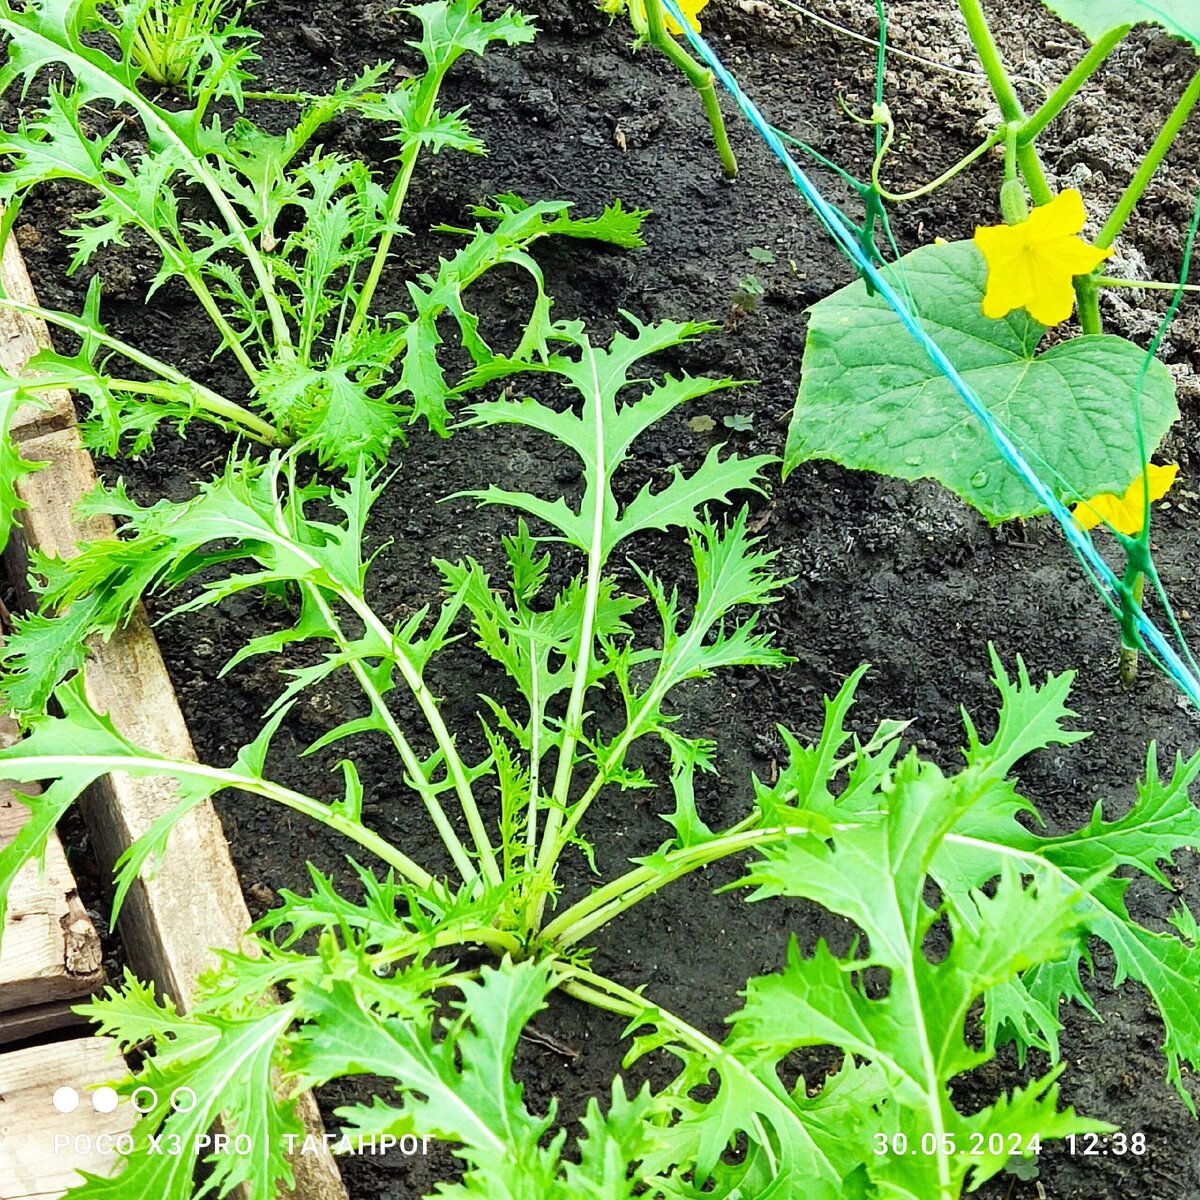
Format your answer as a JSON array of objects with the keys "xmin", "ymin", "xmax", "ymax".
[{"xmin": 8, "ymin": 0, "xmax": 1200, "ymax": 1197}]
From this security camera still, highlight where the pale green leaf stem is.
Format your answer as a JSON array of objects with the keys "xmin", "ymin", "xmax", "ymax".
[{"xmin": 0, "ymin": 293, "xmax": 277, "ymax": 441}]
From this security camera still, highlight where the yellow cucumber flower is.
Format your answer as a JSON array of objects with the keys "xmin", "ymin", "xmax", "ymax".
[
  {"xmin": 973, "ymin": 189, "xmax": 1111, "ymax": 326},
  {"xmin": 1073, "ymin": 463, "xmax": 1178, "ymax": 536},
  {"xmin": 630, "ymin": 0, "xmax": 708, "ymax": 35}
]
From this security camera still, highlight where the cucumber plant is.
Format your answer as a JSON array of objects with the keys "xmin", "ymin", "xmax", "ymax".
[
  {"xmin": 2, "ymin": 315, "xmax": 1199, "ymax": 1198},
  {"xmin": 0, "ymin": 0, "xmax": 644, "ymax": 549}
]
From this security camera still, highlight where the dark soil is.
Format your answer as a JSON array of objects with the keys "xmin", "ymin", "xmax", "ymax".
[{"xmin": 8, "ymin": 0, "xmax": 1200, "ymax": 1197}]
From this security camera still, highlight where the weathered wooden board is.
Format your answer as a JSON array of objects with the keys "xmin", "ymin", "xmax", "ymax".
[
  {"xmin": 0, "ymin": 999, "xmax": 95, "ymax": 1046},
  {"xmin": 0, "ymin": 232, "xmax": 75, "ymax": 443},
  {"xmin": 0, "ymin": 717, "xmax": 104, "ymax": 1038},
  {"xmin": 5, "ymin": 428, "xmax": 252, "ymax": 1006},
  {"xmin": 0, "ymin": 1036, "xmax": 134, "ymax": 1200},
  {"xmin": 0, "ymin": 226, "xmax": 347, "ymax": 1198},
  {"xmin": 0, "ymin": 798, "xmax": 103, "ymax": 1021}
]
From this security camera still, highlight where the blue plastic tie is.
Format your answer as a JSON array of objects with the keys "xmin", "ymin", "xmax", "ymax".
[{"xmin": 662, "ymin": 0, "xmax": 1200, "ymax": 708}]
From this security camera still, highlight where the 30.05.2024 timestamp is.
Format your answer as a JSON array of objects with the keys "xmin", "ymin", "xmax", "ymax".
[
  {"xmin": 873, "ymin": 1132, "xmax": 1044, "ymax": 1158},
  {"xmin": 872, "ymin": 1131, "xmax": 1148, "ymax": 1158}
]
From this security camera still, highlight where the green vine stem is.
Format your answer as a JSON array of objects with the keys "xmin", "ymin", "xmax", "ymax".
[
  {"xmin": 1080, "ymin": 68, "xmax": 1200, "ymax": 337},
  {"xmin": 1119, "ymin": 572, "xmax": 1146, "ymax": 686},
  {"xmin": 1092, "ymin": 70, "xmax": 1200, "ymax": 685},
  {"xmin": 1017, "ymin": 25, "xmax": 1129, "ymax": 146},
  {"xmin": 956, "ymin": 0, "xmax": 1052, "ymax": 202},
  {"xmin": 1097, "ymin": 67, "xmax": 1200, "ymax": 250},
  {"xmin": 869, "ymin": 106, "xmax": 1003, "ymax": 203},
  {"xmin": 956, "ymin": 0, "xmax": 1103, "ymax": 334},
  {"xmin": 642, "ymin": 0, "xmax": 738, "ymax": 179},
  {"xmin": 1003, "ymin": 120, "xmax": 1019, "ymax": 182},
  {"xmin": 1073, "ymin": 276, "xmax": 1104, "ymax": 335}
]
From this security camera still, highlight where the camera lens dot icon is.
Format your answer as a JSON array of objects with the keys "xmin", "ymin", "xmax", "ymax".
[{"xmin": 52, "ymin": 1087, "xmax": 80, "ymax": 1114}]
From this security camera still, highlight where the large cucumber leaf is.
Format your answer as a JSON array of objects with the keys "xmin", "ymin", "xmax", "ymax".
[
  {"xmin": 783, "ymin": 240, "xmax": 1177, "ymax": 523},
  {"xmin": 1037, "ymin": 0, "xmax": 1199, "ymax": 48}
]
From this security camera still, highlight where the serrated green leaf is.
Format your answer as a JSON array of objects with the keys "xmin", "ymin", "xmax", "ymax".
[
  {"xmin": 397, "ymin": 197, "xmax": 647, "ymax": 435},
  {"xmin": 461, "ymin": 315, "xmax": 773, "ymax": 556},
  {"xmin": 962, "ymin": 645, "xmax": 1088, "ymax": 780},
  {"xmin": 901, "ymin": 654, "xmax": 1200, "ymax": 1107},
  {"xmin": 631, "ymin": 1019, "xmax": 877, "ymax": 1198},
  {"xmin": 926, "ymin": 657, "xmax": 1200, "ymax": 1104},
  {"xmin": 749, "ymin": 664, "xmax": 894, "ymax": 827},
  {"xmin": 0, "ymin": 676, "xmax": 200, "ymax": 931},
  {"xmin": 291, "ymin": 957, "xmax": 558, "ymax": 1154},
  {"xmin": 358, "ymin": 89, "xmax": 484, "ymax": 154},
  {"xmin": 0, "ymin": 674, "xmax": 357, "ymax": 932},
  {"xmin": 467, "ymin": 192, "xmax": 647, "ymax": 251},
  {"xmin": 437, "ymin": 550, "xmax": 639, "ymax": 737},
  {"xmin": 564, "ymin": 1080, "xmax": 667, "ymax": 1199},
  {"xmin": 0, "ymin": 594, "xmax": 98, "ymax": 712},
  {"xmin": 254, "ymin": 860, "xmax": 498, "ymax": 959},
  {"xmin": 784, "ymin": 240, "xmax": 1178, "ymax": 522},
  {"xmin": 0, "ymin": 384, "xmax": 45, "ymax": 558},
  {"xmin": 656, "ymin": 737, "xmax": 717, "ymax": 851},
  {"xmin": 408, "ymin": 0, "xmax": 535, "ymax": 68},
  {"xmin": 256, "ymin": 357, "xmax": 400, "ymax": 467},
  {"xmin": 70, "ymin": 975, "xmax": 300, "ymax": 1200},
  {"xmin": 12, "ymin": 455, "xmax": 379, "ymax": 685},
  {"xmin": 615, "ymin": 510, "xmax": 792, "ymax": 761},
  {"xmin": 736, "ymin": 755, "xmax": 1103, "ymax": 1197}
]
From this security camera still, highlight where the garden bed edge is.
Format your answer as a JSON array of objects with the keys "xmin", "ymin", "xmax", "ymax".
[{"xmin": 0, "ymin": 226, "xmax": 348, "ymax": 1200}]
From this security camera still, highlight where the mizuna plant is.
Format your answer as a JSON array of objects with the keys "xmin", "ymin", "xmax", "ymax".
[
  {"xmin": 3, "ymin": 316, "xmax": 1200, "ymax": 1197},
  {"xmin": 0, "ymin": 0, "xmax": 644, "ymax": 546},
  {"xmin": 126, "ymin": 0, "xmax": 257, "ymax": 89}
]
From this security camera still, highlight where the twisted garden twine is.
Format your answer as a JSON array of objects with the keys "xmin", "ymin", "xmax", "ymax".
[{"xmin": 663, "ymin": 0, "xmax": 1200, "ymax": 709}]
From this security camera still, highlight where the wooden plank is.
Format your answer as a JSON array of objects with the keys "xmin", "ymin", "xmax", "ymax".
[
  {"xmin": 0, "ymin": 999, "xmax": 92, "ymax": 1045},
  {"xmin": 0, "ymin": 717, "xmax": 104, "ymax": 1035},
  {"xmin": 0, "ymin": 237, "xmax": 347, "ymax": 1198},
  {"xmin": 0, "ymin": 1036, "xmax": 134, "ymax": 1200},
  {"xmin": 0, "ymin": 232, "xmax": 75, "ymax": 444},
  {"xmin": 4, "ymin": 430, "xmax": 244, "ymax": 1000},
  {"xmin": 0, "ymin": 797, "xmax": 103, "ymax": 1017}
]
